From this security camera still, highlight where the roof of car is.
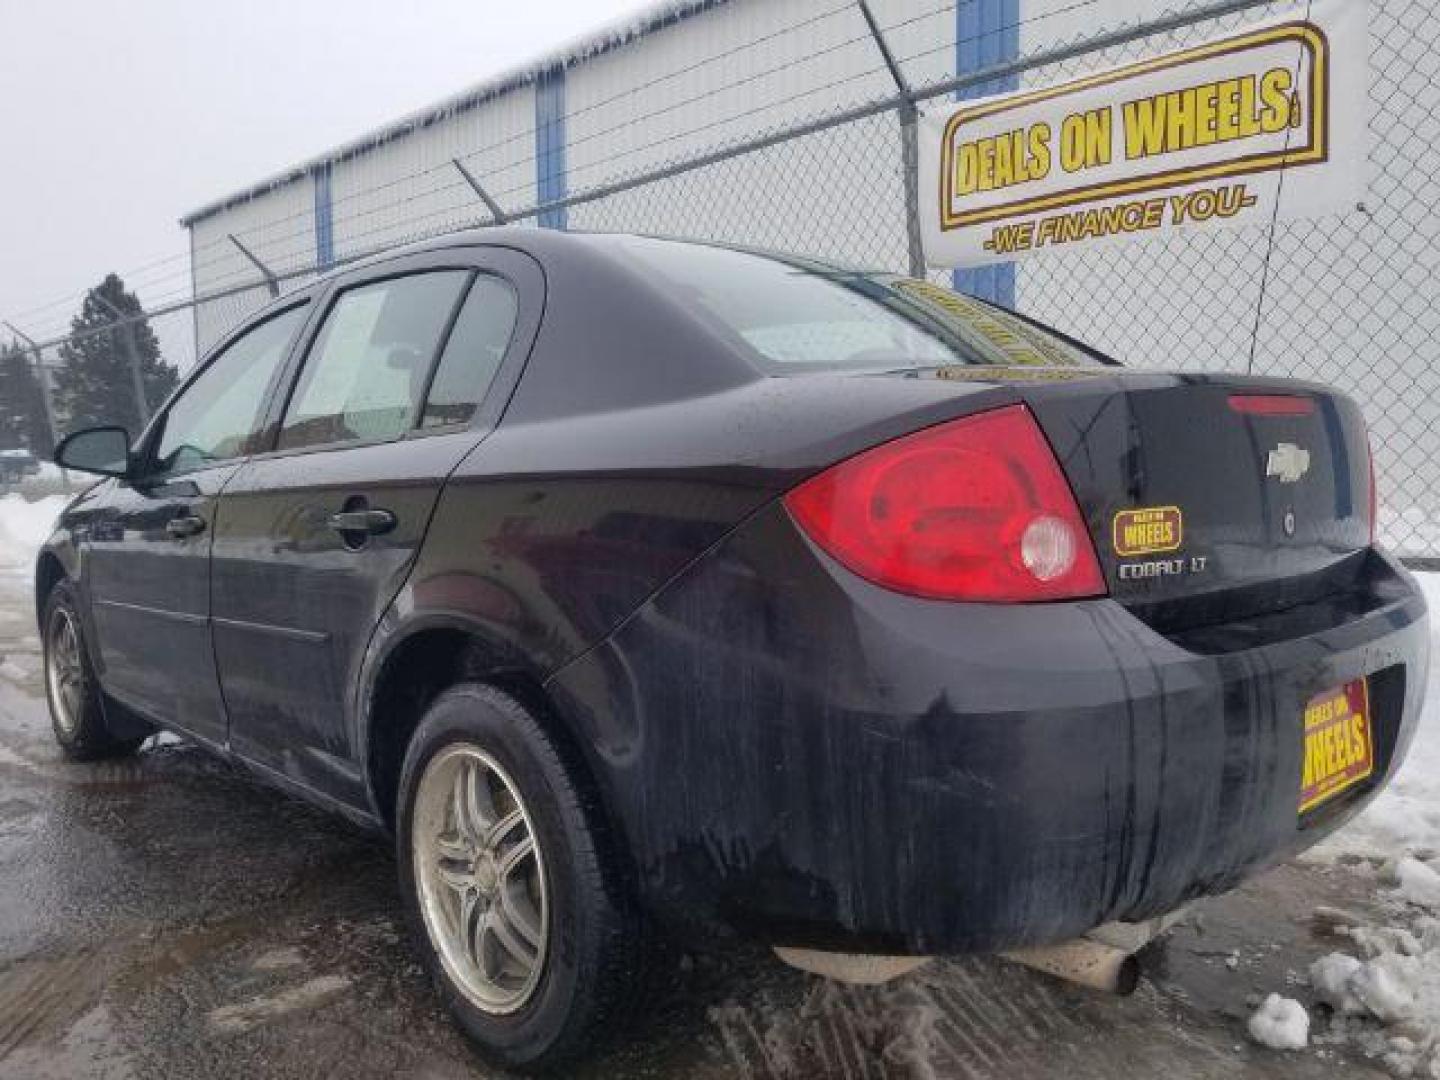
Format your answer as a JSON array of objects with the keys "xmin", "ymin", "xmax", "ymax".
[{"xmin": 289, "ymin": 227, "xmax": 856, "ymax": 290}]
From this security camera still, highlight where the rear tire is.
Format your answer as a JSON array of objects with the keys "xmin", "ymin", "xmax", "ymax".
[
  {"xmin": 396, "ymin": 684, "xmax": 645, "ymax": 1072},
  {"xmin": 42, "ymin": 580, "xmax": 146, "ymax": 760}
]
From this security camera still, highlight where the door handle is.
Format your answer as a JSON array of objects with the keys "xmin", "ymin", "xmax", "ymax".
[
  {"xmin": 327, "ymin": 508, "xmax": 397, "ymax": 537},
  {"xmin": 165, "ymin": 515, "xmax": 206, "ymax": 539}
]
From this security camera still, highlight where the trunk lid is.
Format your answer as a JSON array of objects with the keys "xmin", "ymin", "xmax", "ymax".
[
  {"xmin": 860, "ymin": 364, "xmax": 1374, "ymax": 627},
  {"xmin": 1012, "ymin": 369, "xmax": 1373, "ymax": 620}
]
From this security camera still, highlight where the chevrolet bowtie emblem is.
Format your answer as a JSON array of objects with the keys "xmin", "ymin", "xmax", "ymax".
[{"xmin": 1266, "ymin": 443, "xmax": 1311, "ymax": 484}]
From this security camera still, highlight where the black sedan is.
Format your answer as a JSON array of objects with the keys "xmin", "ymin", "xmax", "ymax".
[{"xmin": 36, "ymin": 231, "xmax": 1428, "ymax": 1070}]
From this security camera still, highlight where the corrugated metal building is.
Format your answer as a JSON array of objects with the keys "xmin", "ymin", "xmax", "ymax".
[
  {"xmin": 180, "ymin": 0, "xmax": 984, "ymax": 348},
  {"xmin": 178, "ymin": 0, "xmax": 1440, "ymax": 538}
]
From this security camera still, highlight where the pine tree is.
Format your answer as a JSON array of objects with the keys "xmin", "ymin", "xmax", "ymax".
[
  {"xmin": 53, "ymin": 274, "xmax": 178, "ymax": 435},
  {"xmin": 0, "ymin": 342, "xmax": 53, "ymax": 455}
]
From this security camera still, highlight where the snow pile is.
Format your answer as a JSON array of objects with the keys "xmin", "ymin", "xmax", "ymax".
[
  {"xmin": 1308, "ymin": 902, "xmax": 1440, "ymax": 1077},
  {"xmin": 0, "ymin": 494, "xmax": 65, "ymax": 570},
  {"xmin": 1303, "ymin": 849, "xmax": 1440, "ymax": 1075},
  {"xmin": 1283, "ymin": 570, "xmax": 1440, "ymax": 1076},
  {"xmin": 1306, "ymin": 571, "xmax": 1440, "ymax": 865},
  {"xmin": 1396, "ymin": 858, "xmax": 1440, "ymax": 910},
  {"xmin": 1248, "ymin": 994, "xmax": 1310, "ymax": 1050},
  {"xmin": 1312, "ymin": 948, "xmax": 1426, "ymax": 1026}
]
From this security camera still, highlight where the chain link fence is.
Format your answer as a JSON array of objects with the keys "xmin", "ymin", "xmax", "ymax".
[{"xmin": 6, "ymin": 0, "xmax": 1436, "ymax": 554}]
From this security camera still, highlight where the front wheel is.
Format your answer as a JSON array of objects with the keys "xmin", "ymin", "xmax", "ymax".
[
  {"xmin": 396, "ymin": 685, "xmax": 646, "ymax": 1072},
  {"xmin": 43, "ymin": 581, "xmax": 147, "ymax": 760}
]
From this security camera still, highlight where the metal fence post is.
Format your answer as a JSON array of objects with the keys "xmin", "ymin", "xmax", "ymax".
[
  {"xmin": 3, "ymin": 321, "xmax": 69, "ymax": 492},
  {"xmin": 451, "ymin": 158, "xmax": 510, "ymax": 225},
  {"xmin": 856, "ymin": 0, "xmax": 925, "ymax": 279},
  {"xmin": 227, "ymin": 234, "xmax": 280, "ymax": 298}
]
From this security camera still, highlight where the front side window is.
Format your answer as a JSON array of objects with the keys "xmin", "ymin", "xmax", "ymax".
[
  {"xmin": 151, "ymin": 303, "xmax": 308, "ymax": 476},
  {"xmin": 420, "ymin": 275, "xmax": 518, "ymax": 428},
  {"xmin": 278, "ymin": 271, "xmax": 469, "ymax": 451}
]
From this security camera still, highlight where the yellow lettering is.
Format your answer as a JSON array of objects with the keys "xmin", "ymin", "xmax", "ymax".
[
  {"xmin": 1194, "ymin": 83, "xmax": 1219, "ymax": 146},
  {"xmin": 1123, "ymin": 97, "xmax": 1165, "ymax": 159},
  {"xmin": 1259, "ymin": 68, "xmax": 1293, "ymax": 133},
  {"xmin": 1122, "ymin": 70, "xmax": 1298, "ymax": 158},
  {"xmin": 1029, "ymin": 122, "xmax": 1052, "ymax": 179},
  {"xmin": 1060, "ymin": 109, "xmax": 1111, "ymax": 172},
  {"xmin": 1215, "ymin": 79, "xmax": 1241, "ymax": 141},
  {"xmin": 1237, "ymin": 75, "xmax": 1261, "ymax": 139}
]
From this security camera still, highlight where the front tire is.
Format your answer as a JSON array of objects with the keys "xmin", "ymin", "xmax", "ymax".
[
  {"xmin": 42, "ymin": 580, "xmax": 146, "ymax": 760},
  {"xmin": 396, "ymin": 685, "xmax": 645, "ymax": 1072}
]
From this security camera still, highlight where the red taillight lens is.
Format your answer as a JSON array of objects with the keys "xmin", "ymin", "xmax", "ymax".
[
  {"xmin": 784, "ymin": 404, "xmax": 1107, "ymax": 603},
  {"xmin": 1227, "ymin": 394, "xmax": 1315, "ymax": 416}
]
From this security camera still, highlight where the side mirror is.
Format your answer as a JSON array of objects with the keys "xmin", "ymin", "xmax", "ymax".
[{"xmin": 54, "ymin": 426, "xmax": 131, "ymax": 478}]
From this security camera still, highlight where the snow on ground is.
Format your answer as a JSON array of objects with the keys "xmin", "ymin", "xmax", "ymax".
[
  {"xmin": 1304, "ymin": 572, "xmax": 1440, "ymax": 867},
  {"xmin": 1261, "ymin": 570, "xmax": 1440, "ymax": 1076},
  {"xmin": 1249, "ymin": 993, "xmax": 1311, "ymax": 1050},
  {"xmin": 0, "ymin": 494, "xmax": 66, "ymax": 572}
]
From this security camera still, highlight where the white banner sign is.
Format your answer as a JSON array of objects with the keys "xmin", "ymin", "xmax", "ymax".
[{"xmin": 919, "ymin": 0, "xmax": 1367, "ymax": 268}]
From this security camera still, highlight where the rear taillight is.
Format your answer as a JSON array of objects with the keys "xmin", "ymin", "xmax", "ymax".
[{"xmin": 783, "ymin": 404, "xmax": 1106, "ymax": 603}]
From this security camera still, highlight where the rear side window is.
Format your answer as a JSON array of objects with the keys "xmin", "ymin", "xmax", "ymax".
[
  {"xmin": 152, "ymin": 303, "xmax": 308, "ymax": 475},
  {"xmin": 277, "ymin": 271, "xmax": 468, "ymax": 451},
  {"xmin": 420, "ymin": 275, "xmax": 518, "ymax": 428}
]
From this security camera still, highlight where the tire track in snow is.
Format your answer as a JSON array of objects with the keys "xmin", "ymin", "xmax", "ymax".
[
  {"xmin": 0, "ymin": 953, "xmax": 104, "ymax": 1059},
  {"xmin": 704, "ymin": 954, "xmax": 1190, "ymax": 1079}
]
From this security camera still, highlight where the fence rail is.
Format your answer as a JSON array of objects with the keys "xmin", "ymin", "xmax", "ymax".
[{"xmin": 5, "ymin": 0, "xmax": 1436, "ymax": 555}]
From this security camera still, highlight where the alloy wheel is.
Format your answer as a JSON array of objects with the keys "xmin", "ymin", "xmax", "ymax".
[
  {"xmin": 46, "ymin": 609, "xmax": 84, "ymax": 737},
  {"xmin": 412, "ymin": 744, "xmax": 549, "ymax": 1014}
]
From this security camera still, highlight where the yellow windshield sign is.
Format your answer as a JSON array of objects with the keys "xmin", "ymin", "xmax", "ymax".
[{"xmin": 891, "ymin": 279, "xmax": 1080, "ymax": 367}]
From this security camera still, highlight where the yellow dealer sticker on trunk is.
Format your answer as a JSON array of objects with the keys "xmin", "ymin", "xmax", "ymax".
[
  {"xmin": 1113, "ymin": 506, "xmax": 1182, "ymax": 557},
  {"xmin": 1299, "ymin": 680, "xmax": 1374, "ymax": 814}
]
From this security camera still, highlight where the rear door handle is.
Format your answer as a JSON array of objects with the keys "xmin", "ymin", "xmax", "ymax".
[
  {"xmin": 165, "ymin": 515, "xmax": 206, "ymax": 539},
  {"xmin": 327, "ymin": 509, "xmax": 397, "ymax": 537}
]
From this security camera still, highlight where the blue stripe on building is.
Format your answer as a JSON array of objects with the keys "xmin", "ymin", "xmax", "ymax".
[
  {"xmin": 954, "ymin": 0, "xmax": 1019, "ymax": 306},
  {"xmin": 535, "ymin": 65, "xmax": 568, "ymax": 230},
  {"xmin": 313, "ymin": 162, "xmax": 335, "ymax": 271}
]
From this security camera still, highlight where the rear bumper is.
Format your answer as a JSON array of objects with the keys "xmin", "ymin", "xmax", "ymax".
[{"xmin": 548, "ymin": 504, "xmax": 1429, "ymax": 954}]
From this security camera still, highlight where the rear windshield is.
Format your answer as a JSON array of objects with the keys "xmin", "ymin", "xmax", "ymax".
[{"xmin": 608, "ymin": 237, "xmax": 1104, "ymax": 373}]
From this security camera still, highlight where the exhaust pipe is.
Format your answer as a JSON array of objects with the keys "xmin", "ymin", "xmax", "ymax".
[
  {"xmin": 774, "ymin": 909, "xmax": 1186, "ymax": 993},
  {"xmin": 772, "ymin": 947, "xmax": 929, "ymax": 986},
  {"xmin": 1000, "ymin": 938, "xmax": 1140, "ymax": 995},
  {"xmin": 1000, "ymin": 909, "xmax": 1189, "ymax": 996}
]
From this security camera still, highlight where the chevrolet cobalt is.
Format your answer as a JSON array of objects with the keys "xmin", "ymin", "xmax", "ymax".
[{"xmin": 36, "ymin": 231, "xmax": 1427, "ymax": 1069}]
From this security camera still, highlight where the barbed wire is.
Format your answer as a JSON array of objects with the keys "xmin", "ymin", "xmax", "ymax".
[
  {"xmin": 7, "ymin": 0, "xmax": 1024, "ymax": 331},
  {"xmin": 121, "ymin": 0, "xmax": 1107, "ymax": 313},
  {"xmin": 14, "ymin": 0, "xmax": 1440, "ymax": 556}
]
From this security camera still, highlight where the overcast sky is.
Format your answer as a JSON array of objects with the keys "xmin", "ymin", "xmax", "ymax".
[{"xmin": 0, "ymin": 0, "xmax": 659, "ymax": 342}]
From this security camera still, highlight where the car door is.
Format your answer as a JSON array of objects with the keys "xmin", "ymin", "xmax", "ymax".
[
  {"xmin": 83, "ymin": 299, "xmax": 314, "ymax": 745},
  {"xmin": 209, "ymin": 247, "xmax": 541, "ymax": 806}
]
